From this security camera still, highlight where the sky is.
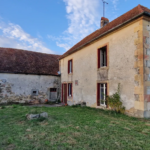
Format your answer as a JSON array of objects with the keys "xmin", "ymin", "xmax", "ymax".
[{"xmin": 0, "ymin": 0, "xmax": 149, "ymax": 55}]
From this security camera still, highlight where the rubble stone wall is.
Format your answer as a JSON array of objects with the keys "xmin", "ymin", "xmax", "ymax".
[{"xmin": 0, "ymin": 73, "xmax": 61, "ymax": 104}]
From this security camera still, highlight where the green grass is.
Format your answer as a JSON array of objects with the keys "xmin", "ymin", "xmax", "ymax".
[{"xmin": 1, "ymin": 106, "xmax": 150, "ymax": 150}]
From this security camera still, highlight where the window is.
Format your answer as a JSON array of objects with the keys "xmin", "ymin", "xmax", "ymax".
[
  {"xmin": 68, "ymin": 83, "xmax": 72, "ymax": 97},
  {"xmin": 31, "ymin": 89, "xmax": 38, "ymax": 96},
  {"xmin": 68, "ymin": 59, "xmax": 73, "ymax": 74},
  {"xmin": 50, "ymin": 88, "xmax": 57, "ymax": 92},
  {"xmin": 98, "ymin": 46, "xmax": 107, "ymax": 68},
  {"xmin": 97, "ymin": 83, "xmax": 107, "ymax": 106}
]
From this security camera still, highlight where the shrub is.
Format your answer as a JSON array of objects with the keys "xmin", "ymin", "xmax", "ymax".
[{"xmin": 106, "ymin": 83, "xmax": 125, "ymax": 114}]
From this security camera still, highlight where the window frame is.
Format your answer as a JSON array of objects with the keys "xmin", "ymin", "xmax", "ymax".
[
  {"xmin": 50, "ymin": 88, "xmax": 57, "ymax": 92},
  {"xmin": 98, "ymin": 45, "xmax": 107, "ymax": 68},
  {"xmin": 97, "ymin": 83, "xmax": 108, "ymax": 107},
  {"xmin": 68, "ymin": 59, "xmax": 73, "ymax": 74},
  {"xmin": 31, "ymin": 89, "xmax": 38, "ymax": 96}
]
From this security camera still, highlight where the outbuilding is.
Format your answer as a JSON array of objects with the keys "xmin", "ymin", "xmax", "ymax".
[{"xmin": 0, "ymin": 47, "xmax": 61, "ymax": 104}]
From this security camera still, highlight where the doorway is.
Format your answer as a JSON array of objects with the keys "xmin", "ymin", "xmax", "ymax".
[{"xmin": 49, "ymin": 88, "xmax": 57, "ymax": 101}]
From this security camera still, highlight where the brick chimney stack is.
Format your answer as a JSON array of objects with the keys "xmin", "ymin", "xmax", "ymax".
[{"xmin": 101, "ymin": 17, "xmax": 109, "ymax": 28}]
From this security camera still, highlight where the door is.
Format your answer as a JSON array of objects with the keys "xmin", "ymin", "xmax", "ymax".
[{"xmin": 62, "ymin": 84, "xmax": 67, "ymax": 104}]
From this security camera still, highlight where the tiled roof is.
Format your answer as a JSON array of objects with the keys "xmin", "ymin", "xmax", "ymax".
[
  {"xmin": 0, "ymin": 47, "xmax": 60, "ymax": 76},
  {"xmin": 59, "ymin": 5, "xmax": 150, "ymax": 59}
]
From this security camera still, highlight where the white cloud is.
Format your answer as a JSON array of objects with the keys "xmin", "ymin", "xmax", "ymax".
[
  {"xmin": 48, "ymin": 0, "xmax": 101, "ymax": 51},
  {"xmin": 111, "ymin": 0, "xmax": 119, "ymax": 10},
  {"xmin": 56, "ymin": 42, "xmax": 70, "ymax": 50},
  {"xmin": 48, "ymin": 0, "xmax": 121, "ymax": 52},
  {"xmin": 0, "ymin": 21, "xmax": 53, "ymax": 54}
]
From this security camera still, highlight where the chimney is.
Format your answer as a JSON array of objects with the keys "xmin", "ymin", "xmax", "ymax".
[{"xmin": 101, "ymin": 17, "xmax": 109, "ymax": 28}]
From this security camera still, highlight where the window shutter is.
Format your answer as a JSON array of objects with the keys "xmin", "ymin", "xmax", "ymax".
[
  {"xmin": 71, "ymin": 83, "xmax": 72, "ymax": 97},
  {"xmin": 71, "ymin": 60, "xmax": 73, "ymax": 73},
  {"xmin": 98, "ymin": 49, "xmax": 100, "ymax": 68},
  {"xmin": 105, "ymin": 83, "xmax": 108, "ymax": 108},
  {"xmin": 61, "ymin": 84, "xmax": 63, "ymax": 102},
  {"xmin": 97, "ymin": 83, "xmax": 100, "ymax": 106},
  {"xmin": 68, "ymin": 84, "xmax": 69, "ymax": 96},
  {"xmin": 106, "ymin": 46, "xmax": 107, "ymax": 66},
  {"xmin": 68, "ymin": 61, "xmax": 69, "ymax": 74}
]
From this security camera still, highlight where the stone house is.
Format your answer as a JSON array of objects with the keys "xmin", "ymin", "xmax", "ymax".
[
  {"xmin": 59, "ymin": 5, "xmax": 150, "ymax": 118},
  {"xmin": 0, "ymin": 47, "xmax": 61, "ymax": 104}
]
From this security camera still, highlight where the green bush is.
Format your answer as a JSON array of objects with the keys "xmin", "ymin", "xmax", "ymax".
[{"xmin": 106, "ymin": 83, "xmax": 125, "ymax": 114}]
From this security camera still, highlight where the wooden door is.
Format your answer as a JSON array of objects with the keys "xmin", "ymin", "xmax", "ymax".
[{"xmin": 62, "ymin": 84, "xmax": 67, "ymax": 104}]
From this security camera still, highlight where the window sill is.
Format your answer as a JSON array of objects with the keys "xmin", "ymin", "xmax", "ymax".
[
  {"xmin": 68, "ymin": 96, "xmax": 73, "ymax": 99},
  {"xmin": 68, "ymin": 73, "xmax": 73, "ymax": 75},
  {"xmin": 96, "ymin": 105, "xmax": 107, "ymax": 109},
  {"xmin": 97, "ymin": 66, "xmax": 109, "ymax": 71}
]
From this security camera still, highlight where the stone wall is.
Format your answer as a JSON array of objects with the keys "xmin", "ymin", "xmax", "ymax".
[
  {"xmin": 143, "ymin": 19, "xmax": 150, "ymax": 117},
  {"xmin": 0, "ymin": 73, "xmax": 61, "ymax": 104}
]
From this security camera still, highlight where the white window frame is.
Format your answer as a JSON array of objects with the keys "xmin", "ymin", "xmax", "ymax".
[
  {"xmin": 100, "ymin": 83, "xmax": 106, "ymax": 106},
  {"xmin": 70, "ymin": 60, "xmax": 72, "ymax": 73}
]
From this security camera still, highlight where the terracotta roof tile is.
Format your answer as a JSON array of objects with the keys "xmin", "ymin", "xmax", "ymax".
[
  {"xmin": 59, "ymin": 5, "xmax": 150, "ymax": 59},
  {"xmin": 0, "ymin": 47, "xmax": 60, "ymax": 76}
]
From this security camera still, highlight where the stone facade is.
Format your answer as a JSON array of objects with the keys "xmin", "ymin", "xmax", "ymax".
[
  {"xmin": 0, "ymin": 73, "xmax": 61, "ymax": 104},
  {"xmin": 60, "ymin": 19, "xmax": 139, "ymax": 110},
  {"xmin": 143, "ymin": 18, "xmax": 150, "ymax": 117},
  {"xmin": 60, "ymin": 16, "xmax": 150, "ymax": 118}
]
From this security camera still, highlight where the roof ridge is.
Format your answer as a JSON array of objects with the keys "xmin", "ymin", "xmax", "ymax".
[
  {"xmin": 138, "ymin": 4, "xmax": 150, "ymax": 13},
  {"xmin": 138, "ymin": 4, "xmax": 145, "ymax": 13},
  {"xmin": 0, "ymin": 47, "xmax": 61, "ymax": 56},
  {"xmin": 60, "ymin": 4, "xmax": 150, "ymax": 59},
  {"xmin": 0, "ymin": 47, "xmax": 60, "ymax": 75}
]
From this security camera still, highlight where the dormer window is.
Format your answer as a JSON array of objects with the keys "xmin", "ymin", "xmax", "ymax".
[{"xmin": 68, "ymin": 59, "xmax": 73, "ymax": 74}]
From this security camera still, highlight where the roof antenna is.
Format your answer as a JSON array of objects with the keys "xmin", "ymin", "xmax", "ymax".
[{"xmin": 102, "ymin": 0, "xmax": 108, "ymax": 17}]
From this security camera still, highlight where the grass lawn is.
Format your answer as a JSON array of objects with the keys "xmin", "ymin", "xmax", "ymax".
[{"xmin": 1, "ymin": 106, "xmax": 150, "ymax": 150}]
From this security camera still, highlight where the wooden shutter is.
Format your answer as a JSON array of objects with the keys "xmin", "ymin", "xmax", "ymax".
[
  {"xmin": 98, "ymin": 49, "xmax": 100, "ymax": 68},
  {"xmin": 97, "ymin": 83, "xmax": 100, "ymax": 106},
  {"xmin": 68, "ymin": 60, "xmax": 70, "ymax": 74},
  {"xmin": 106, "ymin": 46, "xmax": 107, "ymax": 67},
  {"xmin": 65, "ymin": 84, "xmax": 67, "ymax": 104},
  {"xmin": 71, "ymin": 83, "xmax": 72, "ymax": 97},
  {"xmin": 68, "ymin": 83, "xmax": 69, "ymax": 96},
  {"xmin": 71, "ymin": 60, "xmax": 73, "ymax": 73},
  {"xmin": 61, "ymin": 84, "xmax": 63, "ymax": 102},
  {"xmin": 105, "ymin": 83, "xmax": 108, "ymax": 108}
]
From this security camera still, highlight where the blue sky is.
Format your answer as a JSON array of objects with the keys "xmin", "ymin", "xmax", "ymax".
[{"xmin": 0, "ymin": 0, "xmax": 149, "ymax": 54}]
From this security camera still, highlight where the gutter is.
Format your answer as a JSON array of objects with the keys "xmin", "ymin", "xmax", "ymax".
[{"xmin": 59, "ymin": 11, "xmax": 150, "ymax": 60}]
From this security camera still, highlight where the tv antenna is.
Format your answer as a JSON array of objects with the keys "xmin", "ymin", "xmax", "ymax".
[{"xmin": 102, "ymin": 0, "xmax": 108, "ymax": 17}]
